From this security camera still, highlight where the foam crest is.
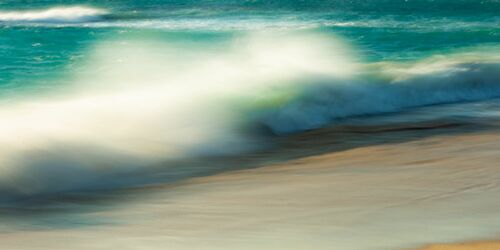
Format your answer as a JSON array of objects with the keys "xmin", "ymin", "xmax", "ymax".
[
  {"xmin": 0, "ymin": 32, "xmax": 354, "ymax": 199},
  {"xmin": 0, "ymin": 6, "xmax": 107, "ymax": 23}
]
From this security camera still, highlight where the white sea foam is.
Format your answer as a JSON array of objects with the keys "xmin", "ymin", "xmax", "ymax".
[
  {"xmin": 0, "ymin": 6, "xmax": 107, "ymax": 23},
  {"xmin": 0, "ymin": 32, "xmax": 355, "ymax": 198},
  {"xmin": 0, "ymin": 31, "xmax": 498, "ymax": 199},
  {"xmin": 1, "ymin": 11, "xmax": 495, "ymax": 31}
]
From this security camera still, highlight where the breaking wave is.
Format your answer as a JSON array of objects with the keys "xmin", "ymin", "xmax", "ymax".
[
  {"xmin": 0, "ymin": 31, "xmax": 499, "ymax": 201},
  {"xmin": 262, "ymin": 60, "xmax": 500, "ymax": 134}
]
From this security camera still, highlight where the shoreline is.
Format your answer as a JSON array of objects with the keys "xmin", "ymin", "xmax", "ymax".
[
  {"xmin": 415, "ymin": 240, "xmax": 500, "ymax": 250},
  {"xmin": 1, "ymin": 123, "xmax": 500, "ymax": 249}
]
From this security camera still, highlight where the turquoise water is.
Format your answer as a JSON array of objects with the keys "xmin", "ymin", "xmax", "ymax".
[
  {"xmin": 0, "ymin": 1, "xmax": 499, "ymax": 198},
  {"xmin": 1, "ymin": 0, "xmax": 498, "ymax": 93}
]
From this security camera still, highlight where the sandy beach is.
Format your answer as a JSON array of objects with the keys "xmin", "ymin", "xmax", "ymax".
[
  {"xmin": 416, "ymin": 241, "xmax": 500, "ymax": 250},
  {"xmin": 1, "ymin": 121, "xmax": 500, "ymax": 250}
]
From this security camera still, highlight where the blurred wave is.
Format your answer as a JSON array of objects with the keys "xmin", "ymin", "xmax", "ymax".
[{"xmin": 0, "ymin": 31, "xmax": 498, "ymax": 200}]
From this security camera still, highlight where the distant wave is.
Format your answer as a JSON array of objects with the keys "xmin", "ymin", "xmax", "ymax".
[
  {"xmin": 0, "ymin": 6, "xmax": 107, "ymax": 23},
  {"xmin": 97, "ymin": 18, "xmax": 499, "ymax": 31},
  {"xmin": 0, "ymin": 13, "xmax": 496, "ymax": 32}
]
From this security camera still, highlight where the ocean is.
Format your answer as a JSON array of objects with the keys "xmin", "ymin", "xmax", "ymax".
[{"xmin": 0, "ymin": 1, "xmax": 499, "ymax": 249}]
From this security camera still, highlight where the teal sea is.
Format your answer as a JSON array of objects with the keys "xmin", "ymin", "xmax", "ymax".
[
  {"xmin": 0, "ymin": 1, "xmax": 500, "ymax": 249},
  {"xmin": 1, "ymin": 1, "xmax": 499, "ymax": 95}
]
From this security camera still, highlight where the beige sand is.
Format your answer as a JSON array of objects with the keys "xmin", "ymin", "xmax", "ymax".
[
  {"xmin": 2, "ymin": 127, "xmax": 500, "ymax": 249},
  {"xmin": 416, "ymin": 241, "xmax": 500, "ymax": 250}
]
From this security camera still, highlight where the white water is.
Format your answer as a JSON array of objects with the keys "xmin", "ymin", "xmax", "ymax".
[
  {"xmin": 0, "ymin": 31, "xmax": 498, "ymax": 199},
  {"xmin": 0, "ymin": 6, "xmax": 496, "ymax": 32},
  {"xmin": 0, "ymin": 6, "xmax": 107, "ymax": 23},
  {"xmin": 0, "ymin": 32, "xmax": 354, "ymax": 198}
]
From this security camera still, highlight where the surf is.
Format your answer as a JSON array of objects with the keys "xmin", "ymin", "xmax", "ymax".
[
  {"xmin": 0, "ymin": 31, "xmax": 499, "ymax": 201},
  {"xmin": 261, "ymin": 55, "xmax": 500, "ymax": 134}
]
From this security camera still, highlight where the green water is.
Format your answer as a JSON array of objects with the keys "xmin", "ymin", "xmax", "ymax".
[{"xmin": 0, "ymin": 0, "xmax": 498, "ymax": 95}]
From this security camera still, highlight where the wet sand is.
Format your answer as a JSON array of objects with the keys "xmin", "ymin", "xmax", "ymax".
[
  {"xmin": 1, "ymin": 124, "xmax": 500, "ymax": 250},
  {"xmin": 416, "ymin": 241, "xmax": 500, "ymax": 250}
]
